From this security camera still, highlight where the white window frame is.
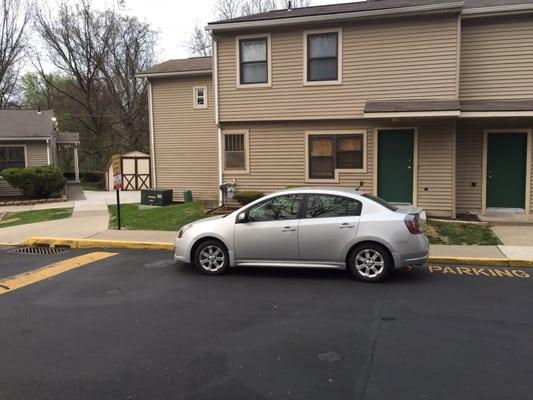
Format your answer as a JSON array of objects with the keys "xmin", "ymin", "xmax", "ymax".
[
  {"xmin": 303, "ymin": 28, "xmax": 343, "ymax": 86},
  {"xmin": 235, "ymin": 33, "xmax": 272, "ymax": 89},
  {"xmin": 223, "ymin": 129, "xmax": 250, "ymax": 174},
  {"xmin": 193, "ymin": 86, "xmax": 208, "ymax": 109},
  {"xmin": 305, "ymin": 130, "xmax": 367, "ymax": 183},
  {"xmin": 0, "ymin": 144, "xmax": 27, "ymax": 171}
]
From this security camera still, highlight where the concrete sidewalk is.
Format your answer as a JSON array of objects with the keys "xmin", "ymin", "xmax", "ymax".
[{"xmin": 0, "ymin": 190, "xmax": 141, "ymax": 245}]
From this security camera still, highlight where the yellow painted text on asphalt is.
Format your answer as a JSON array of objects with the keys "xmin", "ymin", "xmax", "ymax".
[
  {"xmin": 0, "ymin": 252, "xmax": 118, "ymax": 296},
  {"xmin": 428, "ymin": 265, "xmax": 530, "ymax": 278}
]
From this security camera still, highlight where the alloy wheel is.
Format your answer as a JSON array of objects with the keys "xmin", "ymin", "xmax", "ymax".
[
  {"xmin": 199, "ymin": 245, "xmax": 225, "ymax": 272},
  {"xmin": 354, "ymin": 249, "xmax": 385, "ymax": 278}
]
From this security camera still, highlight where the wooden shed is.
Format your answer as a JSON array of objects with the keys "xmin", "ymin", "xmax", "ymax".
[{"xmin": 105, "ymin": 151, "xmax": 151, "ymax": 191}]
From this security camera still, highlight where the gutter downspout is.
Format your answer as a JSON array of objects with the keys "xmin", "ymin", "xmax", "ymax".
[
  {"xmin": 46, "ymin": 139, "xmax": 51, "ymax": 166},
  {"xmin": 213, "ymin": 37, "xmax": 223, "ymax": 206},
  {"xmin": 147, "ymin": 78, "xmax": 157, "ymax": 188}
]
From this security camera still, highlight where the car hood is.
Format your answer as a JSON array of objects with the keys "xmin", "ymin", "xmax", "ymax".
[{"xmin": 190, "ymin": 214, "xmax": 227, "ymax": 226}]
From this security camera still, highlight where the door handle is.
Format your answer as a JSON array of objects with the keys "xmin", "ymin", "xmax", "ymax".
[
  {"xmin": 282, "ymin": 226, "xmax": 296, "ymax": 232},
  {"xmin": 339, "ymin": 223, "xmax": 355, "ymax": 229}
]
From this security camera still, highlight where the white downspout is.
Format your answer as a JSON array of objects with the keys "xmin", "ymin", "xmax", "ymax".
[
  {"xmin": 73, "ymin": 144, "xmax": 80, "ymax": 182},
  {"xmin": 46, "ymin": 139, "xmax": 51, "ymax": 165},
  {"xmin": 213, "ymin": 37, "xmax": 223, "ymax": 206},
  {"xmin": 147, "ymin": 78, "xmax": 157, "ymax": 188}
]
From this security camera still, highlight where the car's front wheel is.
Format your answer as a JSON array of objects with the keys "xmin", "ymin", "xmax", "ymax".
[
  {"xmin": 348, "ymin": 243, "xmax": 392, "ymax": 282},
  {"xmin": 193, "ymin": 240, "xmax": 229, "ymax": 275}
]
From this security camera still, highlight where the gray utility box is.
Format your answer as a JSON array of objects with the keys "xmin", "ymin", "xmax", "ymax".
[{"xmin": 141, "ymin": 189, "xmax": 173, "ymax": 206}]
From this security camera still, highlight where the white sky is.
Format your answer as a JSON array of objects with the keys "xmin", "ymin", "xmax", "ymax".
[{"xmin": 90, "ymin": 0, "xmax": 351, "ymax": 62}]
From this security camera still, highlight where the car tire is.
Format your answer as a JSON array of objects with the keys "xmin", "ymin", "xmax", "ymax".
[
  {"xmin": 193, "ymin": 240, "xmax": 229, "ymax": 275},
  {"xmin": 347, "ymin": 243, "xmax": 392, "ymax": 283}
]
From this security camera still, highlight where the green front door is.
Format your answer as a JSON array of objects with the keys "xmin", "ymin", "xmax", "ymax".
[
  {"xmin": 378, "ymin": 129, "xmax": 414, "ymax": 203},
  {"xmin": 486, "ymin": 132, "xmax": 527, "ymax": 209}
]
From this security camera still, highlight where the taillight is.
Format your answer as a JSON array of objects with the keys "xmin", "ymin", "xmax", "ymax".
[{"xmin": 404, "ymin": 214, "xmax": 421, "ymax": 234}]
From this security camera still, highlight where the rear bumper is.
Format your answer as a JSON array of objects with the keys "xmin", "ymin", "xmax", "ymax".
[{"xmin": 392, "ymin": 235, "xmax": 429, "ymax": 268}]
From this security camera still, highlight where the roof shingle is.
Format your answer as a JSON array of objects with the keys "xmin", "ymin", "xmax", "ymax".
[
  {"xmin": 138, "ymin": 57, "xmax": 212, "ymax": 77},
  {"xmin": 208, "ymin": 0, "xmax": 533, "ymax": 25},
  {"xmin": 0, "ymin": 110, "xmax": 54, "ymax": 139}
]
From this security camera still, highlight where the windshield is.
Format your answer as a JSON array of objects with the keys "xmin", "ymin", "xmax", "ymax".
[{"xmin": 362, "ymin": 194, "xmax": 398, "ymax": 211}]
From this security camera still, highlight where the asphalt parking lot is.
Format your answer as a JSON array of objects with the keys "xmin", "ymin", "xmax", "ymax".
[{"xmin": 1, "ymin": 246, "xmax": 532, "ymax": 400}]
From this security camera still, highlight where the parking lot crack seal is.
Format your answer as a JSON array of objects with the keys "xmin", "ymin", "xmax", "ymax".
[{"xmin": 360, "ymin": 285, "xmax": 388, "ymax": 400}]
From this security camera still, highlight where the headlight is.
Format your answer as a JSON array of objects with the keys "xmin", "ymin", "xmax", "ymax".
[{"xmin": 177, "ymin": 224, "xmax": 192, "ymax": 238}]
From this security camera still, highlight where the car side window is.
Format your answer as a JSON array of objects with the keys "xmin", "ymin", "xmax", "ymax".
[
  {"xmin": 248, "ymin": 194, "xmax": 304, "ymax": 222},
  {"xmin": 304, "ymin": 194, "xmax": 361, "ymax": 218}
]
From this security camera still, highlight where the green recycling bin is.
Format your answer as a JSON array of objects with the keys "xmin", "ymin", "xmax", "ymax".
[{"xmin": 183, "ymin": 190, "xmax": 193, "ymax": 203}]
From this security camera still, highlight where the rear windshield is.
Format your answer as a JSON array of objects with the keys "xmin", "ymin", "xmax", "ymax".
[{"xmin": 362, "ymin": 194, "xmax": 398, "ymax": 211}]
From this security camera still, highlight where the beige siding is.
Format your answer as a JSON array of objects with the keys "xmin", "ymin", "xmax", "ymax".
[
  {"xmin": 456, "ymin": 119, "xmax": 533, "ymax": 214},
  {"xmin": 416, "ymin": 122, "xmax": 455, "ymax": 217},
  {"xmin": 456, "ymin": 128, "xmax": 483, "ymax": 214},
  {"xmin": 217, "ymin": 14, "xmax": 459, "ymax": 121},
  {"xmin": 223, "ymin": 121, "xmax": 375, "ymax": 193},
  {"xmin": 222, "ymin": 120, "xmax": 455, "ymax": 216},
  {"xmin": 460, "ymin": 15, "xmax": 533, "ymax": 100},
  {"xmin": 0, "ymin": 142, "xmax": 49, "ymax": 197},
  {"xmin": 151, "ymin": 76, "xmax": 218, "ymax": 203}
]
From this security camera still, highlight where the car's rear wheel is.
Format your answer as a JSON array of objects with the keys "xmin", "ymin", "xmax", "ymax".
[
  {"xmin": 348, "ymin": 243, "xmax": 392, "ymax": 282},
  {"xmin": 193, "ymin": 240, "xmax": 229, "ymax": 275}
]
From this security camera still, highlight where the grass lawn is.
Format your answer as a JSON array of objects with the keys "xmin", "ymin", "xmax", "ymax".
[
  {"xmin": 108, "ymin": 202, "xmax": 206, "ymax": 231},
  {"xmin": 425, "ymin": 219, "xmax": 501, "ymax": 246},
  {"xmin": 0, "ymin": 208, "xmax": 73, "ymax": 228}
]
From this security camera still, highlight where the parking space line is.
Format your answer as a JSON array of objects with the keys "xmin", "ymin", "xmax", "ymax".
[{"xmin": 0, "ymin": 252, "xmax": 118, "ymax": 296}]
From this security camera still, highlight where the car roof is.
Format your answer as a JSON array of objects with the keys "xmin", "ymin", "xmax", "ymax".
[{"xmin": 274, "ymin": 187, "xmax": 365, "ymax": 196}]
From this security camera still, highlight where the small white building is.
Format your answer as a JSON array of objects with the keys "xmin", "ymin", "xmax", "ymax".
[{"xmin": 105, "ymin": 151, "xmax": 151, "ymax": 191}]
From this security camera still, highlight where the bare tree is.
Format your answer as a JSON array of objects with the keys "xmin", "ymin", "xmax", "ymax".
[
  {"xmin": 101, "ymin": 12, "xmax": 157, "ymax": 150},
  {"xmin": 0, "ymin": 0, "xmax": 32, "ymax": 108},
  {"xmin": 34, "ymin": 0, "xmax": 114, "ymax": 168},
  {"xmin": 186, "ymin": 0, "xmax": 312, "ymax": 57},
  {"xmin": 184, "ymin": 25, "xmax": 212, "ymax": 57},
  {"xmin": 33, "ymin": 0, "xmax": 157, "ymax": 169},
  {"xmin": 215, "ymin": 0, "xmax": 243, "ymax": 19}
]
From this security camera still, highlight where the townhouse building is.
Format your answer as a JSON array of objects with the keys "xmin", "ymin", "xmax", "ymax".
[{"xmin": 138, "ymin": 0, "xmax": 533, "ymax": 218}]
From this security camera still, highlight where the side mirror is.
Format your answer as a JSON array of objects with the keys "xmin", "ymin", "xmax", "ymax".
[{"xmin": 237, "ymin": 212, "xmax": 247, "ymax": 223}]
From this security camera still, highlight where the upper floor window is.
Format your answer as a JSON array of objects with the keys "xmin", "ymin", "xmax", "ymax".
[
  {"xmin": 304, "ymin": 29, "xmax": 342, "ymax": 84},
  {"xmin": 237, "ymin": 34, "xmax": 271, "ymax": 87},
  {"xmin": 0, "ymin": 146, "xmax": 25, "ymax": 171},
  {"xmin": 193, "ymin": 86, "xmax": 207, "ymax": 109}
]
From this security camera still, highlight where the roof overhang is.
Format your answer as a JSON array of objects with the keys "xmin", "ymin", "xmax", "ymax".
[
  {"xmin": 364, "ymin": 99, "xmax": 461, "ymax": 118},
  {"xmin": 0, "ymin": 136, "xmax": 51, "ymax": 141},
  {"xmin": 460, "ymin": 111, "xmax": 533, "ymax": 118},
  {"xmin": 364, "ymin": 99, "xmax": 533, "ymax": 119},
  {"xmin": 207, "ymin": 2, "xmax": 464, "ymax": 32},
  {"xmin": 136, "ymin": 70, "xmax": 212, "ymax": 79},
  {"xmin": 462, "ymin": 3, "xmax": 533, "ymax": 18},
  {"xmin": 364, "ymin": 110, "xmax": 461, "ymax": 118}
]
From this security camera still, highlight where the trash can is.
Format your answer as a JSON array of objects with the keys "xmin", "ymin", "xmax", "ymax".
[{"xmin": 183, "ymin": 190, "xmax": 193, "ymax": 203}]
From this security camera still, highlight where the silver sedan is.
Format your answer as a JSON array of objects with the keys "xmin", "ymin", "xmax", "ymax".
[{"xmin": 174, "ymin": 187, "xmax": 429, "ymax": 282}]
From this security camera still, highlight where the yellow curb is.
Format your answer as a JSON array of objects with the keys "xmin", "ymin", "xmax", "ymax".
[
  {"xmin": 428, "ymin": 256, "xmax": 533, "ymax": 268},
  {"xmin": 23, "ymin": 237, "xmax": 174, "ymax": 251}
]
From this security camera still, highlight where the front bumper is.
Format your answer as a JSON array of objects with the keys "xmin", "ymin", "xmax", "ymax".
[{"xmin": 173, "ymin": 238, "xmax": 190, "ymax": 263}]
